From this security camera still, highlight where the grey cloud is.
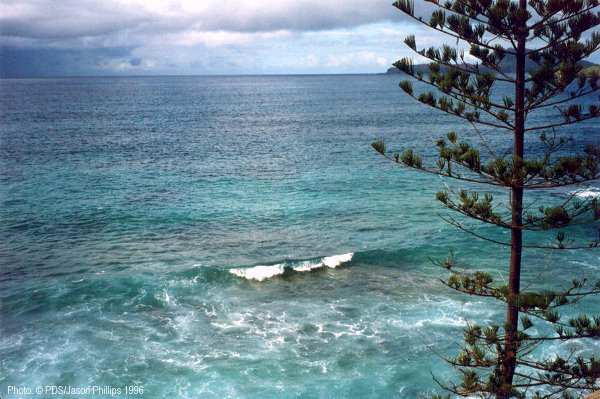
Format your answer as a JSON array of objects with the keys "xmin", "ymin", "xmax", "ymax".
[
  {"xmin": 0, "ymin": 0, "xmax": 466, "ymax": 77},
  {"xmin": 0, "ymin": 0, "xmax": 150, "ymax": 39},
  {"xmin": 1, "ymin": 0, "xmax": 409, "ymax": 42},
  {"xmin": 0, "ymin": 46, "xmax": 133, "ymax": 77}
]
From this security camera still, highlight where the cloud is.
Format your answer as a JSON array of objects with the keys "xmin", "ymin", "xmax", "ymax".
[
  {"xmin": 0, "ymin": 46, "xmax": 133, "ymax": 77},
  {"xmin": 325, "ymin": 51, "xmax": 388, "ymax": 68},
  {"xmin": 0, "ymin": 1, "xmax": 148, "ymax": 39},
  {"xmin": 152, "ymin": 30, "xmax": 294, "ymax": 48},
  {"xmin": 9, "ymin": 1, "xmax": 596, "ymax": 77},
  {"xmin": 0, "ymin": 0, "xmax": 400, "ymax": 41},
  {"xmin": 1, "ymin": 0, "xmax": 425, "ymax": 76},
  {"xmin": 0, "ymin": 17, "xmax": 449, "ymax": 77}
]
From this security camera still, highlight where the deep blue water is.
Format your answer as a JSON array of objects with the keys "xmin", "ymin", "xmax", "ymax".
[{"xmin": 0, "ymin": 75, "xmax": 599, "ymax": 398}]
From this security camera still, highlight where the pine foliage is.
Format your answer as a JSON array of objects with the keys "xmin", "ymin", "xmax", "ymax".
[{"xmin": 373, "ymin": 1, "xmax": 600, "ymax": 397}]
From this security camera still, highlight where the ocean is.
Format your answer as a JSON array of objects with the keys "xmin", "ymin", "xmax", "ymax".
[{"xmin": 1, "ymin": 75, "xmax": 599, "ymax": 398}]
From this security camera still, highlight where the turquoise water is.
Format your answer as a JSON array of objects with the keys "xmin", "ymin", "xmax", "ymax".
[{"xmin": 0, "ymin": 75, "xmax": 598, "ymax": 398}]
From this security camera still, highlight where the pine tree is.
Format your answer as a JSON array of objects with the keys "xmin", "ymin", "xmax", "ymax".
[{"xmin": 372, "ymin": 1, "xmax": 600, "ymax": 397}]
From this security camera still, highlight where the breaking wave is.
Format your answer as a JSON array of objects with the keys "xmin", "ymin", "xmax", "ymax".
[
  {"xmin": 229, "ymin": 264, "xmax": 286, "ymax": 281},
  {"xmin": 229, "ymin": 253, "xmax": 354, "ymax": 282},
  {"xmin": 571, "ymin": 187, "xmax": 600, "ymax": 199}
]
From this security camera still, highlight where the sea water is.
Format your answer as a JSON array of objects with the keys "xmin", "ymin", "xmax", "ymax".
[{"xmin": 1, "ymin": 75, "xmax": 598, "ymax": 398}]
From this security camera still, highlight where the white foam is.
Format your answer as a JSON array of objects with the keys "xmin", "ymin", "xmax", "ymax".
[
  {"xmin": 155, "ymin": 289, "xmax": 174, "ymax": 306},
  {"xmin": 292, "ymin": 261, "xmax": 323, "ymax": 272},
  {"xmin": 322, "ymin": 253, "xmax": 354, "ymax": 268},
  {"xmin": 229, "ymin": 264, "xmax": 285, "ymax": 281},
  {"xmin": 571, "ymin": 188, "xmax": 600, "ymax": 199},
  {"xmin": 230, "ymin": 253, "xmax": 354, "ymax": 281},
  {"xmin": 292, "ymin": 252, "xmax": 354, "ymax": 273}
]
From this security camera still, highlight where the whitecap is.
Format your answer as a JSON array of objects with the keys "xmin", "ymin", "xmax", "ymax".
[
  {"xmin": 571, "ymin": 188, "xmax": 600, "ymax": 199},
  {"xmin": 229, "ymin": 264, "xmax": 285, "ymax": 281},
  {"xmin": 292, "ymin": 261, "xmax": 323, "ymax": 272},
  {"xmin": 229, "ymin": 253, "xmax": 354, "ymax": 281},
  {"xmin": 322, "ymin": 253, "xmax": 354, "ymax": 268},
  {"xmin": 293, "ymin": 253, "xmax": 354, "ymax": 272}
]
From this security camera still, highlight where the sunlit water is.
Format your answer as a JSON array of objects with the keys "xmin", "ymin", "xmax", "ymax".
[{"xmin": 1, "ymin": 75, "xmax": 598, "ymax": 398}]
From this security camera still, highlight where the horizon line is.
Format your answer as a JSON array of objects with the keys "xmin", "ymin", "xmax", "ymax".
[{"xmin": 0, "ymin": 72, "xmax": 393, "ymax": 80}]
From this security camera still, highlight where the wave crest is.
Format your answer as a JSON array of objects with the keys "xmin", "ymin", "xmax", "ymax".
[
  {"xmin": 229, "ymin": 253, "xmax": 354, "ymax": 282},
  {"xmin": 571, "ymin": 188, "xmax": 600, "ymax": 199},
  {"xmin": 229, "ymin": 264, "xmax": 285, "ymax": 282}
]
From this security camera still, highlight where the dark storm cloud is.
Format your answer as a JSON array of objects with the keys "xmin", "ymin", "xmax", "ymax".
[{"xmin": 0, "ymin": 46, "xmax": 134, "ymax": 77}]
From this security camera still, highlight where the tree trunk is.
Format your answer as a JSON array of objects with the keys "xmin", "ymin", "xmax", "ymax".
[{"xmin": 499, "ymin": 1, "xmax": 527, "ymax": 398}]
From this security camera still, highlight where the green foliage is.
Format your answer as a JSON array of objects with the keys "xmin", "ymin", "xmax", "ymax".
[
  {"xmin": 393, "ymin": 57, "xmax": 414, "ymax": 75},
  {"xmin": 401, "ymin": 149, "xmax": 423, "ymax": 168},
  {"xmin": 399, "ymin": 80, "xmax": 413, "ymax": 95},
  {"xmin": 447, "ymin": 131, "xmax": 457, "ymax": 143},
  {"xmin": 436, "ymin": 191, "xmax": 449, "ymax": 204},
  {"xmin": 404, "ymin": 35, "xmax": 416, "ymax": 51},
  {"xmin": 541, "ymin": 206, "xmax": 571, "ymax": 228},
  {"xmin": 371, "ymin": 139, "xmax": 385, "ymax": 155},
  {"xmin": 392, "ymin": 0, "xmax": 414, "ymax": 16}
]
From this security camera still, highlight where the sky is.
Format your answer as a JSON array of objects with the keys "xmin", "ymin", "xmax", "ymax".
[
  {"xmin": 0, "ymin": 0, "xmax": 445, "ymax": 77},
  {"xmin": 0, "ymin": 1, "xmax": 598, "ymax": 77}
]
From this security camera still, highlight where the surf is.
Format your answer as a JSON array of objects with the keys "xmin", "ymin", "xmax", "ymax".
[
  {"xmin": 229, "ymin": 253, "xmax": 354, "ymax": 282},
  {"xmin": 571, "ymin": 187, "xmax": 600, "ymax": 199}
]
